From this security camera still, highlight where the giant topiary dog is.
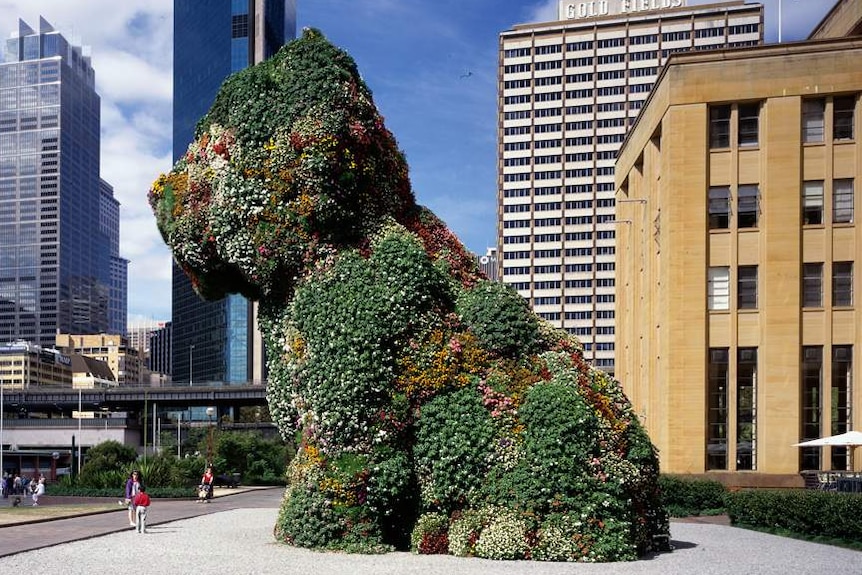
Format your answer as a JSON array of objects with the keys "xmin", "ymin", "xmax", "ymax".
[{"xmin": 149, "ymin": 28, "xmax": 669, "ymax": 561}]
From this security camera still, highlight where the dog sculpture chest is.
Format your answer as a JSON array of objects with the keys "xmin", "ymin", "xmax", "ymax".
[{"xmin": 150, "ymin": 28, "xmax": 668, "ymax": 561}]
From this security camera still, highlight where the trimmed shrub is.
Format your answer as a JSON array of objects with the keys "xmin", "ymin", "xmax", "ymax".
[
  {"xmin": 659, "ymin": 475, "xmax": 728, "ymax": 517},
  {"xmin": 727, "ymin": 489, "xmax": 862, "ymax": 542}
]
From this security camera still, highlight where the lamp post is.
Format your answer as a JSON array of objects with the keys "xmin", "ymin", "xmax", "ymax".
[
  {"xmin": 205, "ymin": 406, "xmax": 215, "ymax": 467},
  {"xmin": 189, "ymin": 344, "xmax": 195, "ymax": 387},
  {"xmin": 1, "ymin": 380, "xmax": 4, "ymax": 483}
]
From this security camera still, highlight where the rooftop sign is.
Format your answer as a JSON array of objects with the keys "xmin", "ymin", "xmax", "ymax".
[{"xmin": 559, "ymin": 0, "xmax": 686, "ymax": 21}]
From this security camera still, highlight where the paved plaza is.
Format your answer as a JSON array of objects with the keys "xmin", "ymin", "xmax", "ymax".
[{"xmin": 0, "ymin": 488, "xmax": 859, "ymax": 574}]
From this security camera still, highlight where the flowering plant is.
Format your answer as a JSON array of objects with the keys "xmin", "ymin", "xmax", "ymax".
[{"xmin": 150, "ymin": 28, "xmax": 669, "ymax": 560}]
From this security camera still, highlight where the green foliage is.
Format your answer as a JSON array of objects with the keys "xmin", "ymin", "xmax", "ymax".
[
  {"xmin": 78, "ymin": 440, "xmax": 137, "ymax": 478},
  {"xmin": 487, "ymin": 381, "xmax": 601, "ymax": 514},
  {"xmin": 275, "ymin": 486, "xmax": 350, "ymax": 549},
  {"xmin": 410, "ymin": 512, "xmax": 449, "ymax": 554},
  {"xmin": 414, "ymin": 386, "xmax": 496, "ymax": 512},
  {"xmin": 447, "ymin": 507, "xmax": 492, "ymax": 557},
  {"xmin": 456, "ymin": 280, "xmax": 541, "ymax": 358},
  {"xmin": 213, "ymin": 431, "xmax": 290, "ymax": 484},
  {"xmin": 659, "ymin": 475, "xmax": 728, "ymax": 517},
  {"xmin": 727, "ymin": 489, "xmax": 862, "ymax": 542},
  {"xmin": 473, "ymin": 507, "xmax": 529, "ymax": 560}
]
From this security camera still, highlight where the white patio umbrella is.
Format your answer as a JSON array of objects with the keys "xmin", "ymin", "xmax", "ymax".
[
  {"xmin": 794, "ymin": 430, "xmax": 862, "ymax": 470},
  {"xmin": 793, "ymin": 430, "xmax": 862, "ymax": 447}
]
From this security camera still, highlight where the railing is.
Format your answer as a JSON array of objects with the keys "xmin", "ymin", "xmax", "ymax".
[{"xmin": 0, "ymin": 417, "xmax": 136, "ymax": 428}]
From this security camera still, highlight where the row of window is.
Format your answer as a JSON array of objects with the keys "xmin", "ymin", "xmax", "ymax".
[
  {"xmin": 504, "ymin": 262, "xmax": 616, "ymax": 275},
  {"xmin": 707, "ymin": 262, "xmax": 854, "ymax": 311},
  {"xmin": 708, "ymin": 179, "xmax": 854, "ymax": 230},
  {"xmin": 503, "ymin": 85, "xmax": 635, "ymax": 104},
  {"xmin": 708, "ymin": 345, "xmax": 853, "ymax": 471},
  {"xmin": 709, "ymin": 95, "xmax": 856, "ymax": 149},
  {"xmin": 503, "ymin": 230, "xmax": 615, "ymax": 243},
  {"xmin": 503, "ymin": 26, "xmax": 758, "ymax": 61},
  {"xmin": 503, "ymin": 246, "xmax": 616, "ymax": 258},
  {"xmin": 501, "ymin": 183, "xmax": 615, "ymax": 198}
]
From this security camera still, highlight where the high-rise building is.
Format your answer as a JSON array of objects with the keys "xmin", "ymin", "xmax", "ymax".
[
  {"xmin": 615, "ymin": 1, "xmax": 861, "ymax": 483},
  {"xmin": 171, "ymin": 1, "xmax": 296, "ymax": 385},
  {"xmin": 100, "ymin": 179, "xmax": 128, "ymax": 335},
  {"xmin": 0, "ymin": 18, "xmax": 118, "ymax": 347},
  {"xmin": 497, "ymin": 1, "xmax": 762, "ymax": 375}
]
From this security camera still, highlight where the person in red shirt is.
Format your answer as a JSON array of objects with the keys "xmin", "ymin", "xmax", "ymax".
[
  {"xmin": 133, "ymin": 485, "xmax": 151, "ymax": 533},
  {"xmin": 198, "ymin": 466, "xmax": 214, "ymax": 503}
]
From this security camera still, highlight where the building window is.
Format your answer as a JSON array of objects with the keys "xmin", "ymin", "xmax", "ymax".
[
  {"xmin": 800, "ymin": 346, "xmax": 823, "ymax": 471},
  {"xmin": 738, "ymin": 185, "xmax": 759, "ymax": 228},
  {"xmin": 802, "ymin": 98, "xmax": 825, "ymax": 143},
  {"xmin": 738, "ymin": 103, "xmax": 759, "ymax": 146},
  {"xmin": 833, "ymin": 96, "xmax": 855, "ymax": 141},
  {"xmin": 708, "ymin": 186, "xmax": 730, "ymax": 229},
  {"xmin": 709, "ymin": 105, "xmax": 731, "ymax": 148},
  {"xmin": 708, "ymin": 266, "xmax": 730, "ymax": 310},
  {"xmin": 802, "ymin": 263, "xmax": 823, "ymax": 308},
  {"xmin": 707, "ymin": 348, "xmax": 729, "ymax": 470},
  {"xmin": 832, "ymin": 262, "xmax": 853, "ymax": 307},
  {"xmin": 831, "ymin": 345, "xmax": 852, "ymax": 470},
  {"xmin": 737, "ymin": 348, "xmax": 757, "ymax": 471},
  {"xmin": 833, "ymin": 179, "xmax": 854, "ymax": 224},
  {"xmin": 802, "ymin": 181, "xmax": 824, "ymax": 225},
  {"xmin": 738, "ymin": 265, "xmax": 758, "ymax": 310}
]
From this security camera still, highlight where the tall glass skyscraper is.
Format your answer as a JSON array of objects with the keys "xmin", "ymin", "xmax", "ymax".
[
  {"xmin": 172, "ymin": 0, "xmax": 296, "ymax": 385},
  {"xmin": 0, "ymin": 18, "xmax": 118, "ymax": 347}
]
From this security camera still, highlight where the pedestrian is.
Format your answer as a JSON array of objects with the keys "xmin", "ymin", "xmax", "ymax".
[
  {"xmin": 31, "ymin": 476, "xmax": 45, "ymax": 506},
  {"xmin": 198, "ymin": 466, "xmax": 214, "ymax": 503},
  {"xmin": 133, "ymin": 485, "xmax": 151, "ymax": 533},
  {"xmin": 124, "ymin": 470, "xmax": 142, "ymax": 527}
]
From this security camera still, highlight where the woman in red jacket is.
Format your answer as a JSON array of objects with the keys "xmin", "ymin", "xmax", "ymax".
[{"xmin": 198, "ymin": 466, "xmax": 214, "ymax": 503}]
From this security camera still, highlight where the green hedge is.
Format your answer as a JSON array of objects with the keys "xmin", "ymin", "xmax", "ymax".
[
  {"xmin": 44, "ymin": 485, "xmax": 201, "ymax": 499},
  {"xmin": 727, "ymin": 489, "xmax": 862, "ymax": 542},
  {"xmin": 658, "ymin": 475, "xmax": 728, "ymax": 517}
]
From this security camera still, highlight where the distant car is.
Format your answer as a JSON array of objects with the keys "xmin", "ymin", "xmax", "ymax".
[{"xmin": 213, "ymin": 473, "xmax": 240, "ymax": 488}]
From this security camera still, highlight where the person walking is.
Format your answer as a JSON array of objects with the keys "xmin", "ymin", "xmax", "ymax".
[
  {"xmin": 133, "ymin": 485, "xmax": 151, "ymax": 533},
  {"xmin": 198, "ymin": 466, "xmax": 214, "ymax": 503},
  {"xmin": 124, "ymin": 470, "xmax": 142, "ymax": 527},
  {"xmin": 31, "ymin": 477, "xmax": 45, "ymax": 506}
]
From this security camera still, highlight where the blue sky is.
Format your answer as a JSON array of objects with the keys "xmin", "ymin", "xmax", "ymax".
[{"xmin": 0, "ymin": 0, "xmax": 840, "ymax": 323}]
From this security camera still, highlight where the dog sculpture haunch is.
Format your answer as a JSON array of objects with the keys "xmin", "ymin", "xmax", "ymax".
[{"xmin": 149, "ymin": 28, "xmax": 669, "ymax": 561}]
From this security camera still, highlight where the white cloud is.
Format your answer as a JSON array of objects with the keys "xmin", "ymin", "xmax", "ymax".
[
  {"xmin": 526, "ymin": 0, "xmax": 561, "ymax": 24},
  {"xmin": 1, "ymin": 1, "xmax": 175, "ymax": 321}
]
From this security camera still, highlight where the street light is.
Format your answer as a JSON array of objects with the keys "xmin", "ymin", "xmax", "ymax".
[
  {"xmin": 205, "ymin": 406, "xmax": 215, "ymax": 467},
  {"xmin": 189, "ymin": 344, "xmax": 195, "ymax": 387}
]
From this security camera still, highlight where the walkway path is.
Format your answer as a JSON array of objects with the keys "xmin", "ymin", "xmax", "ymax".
[{"xmin": 1, "ymin": 488, "xmax": 860, "ymax": 574}]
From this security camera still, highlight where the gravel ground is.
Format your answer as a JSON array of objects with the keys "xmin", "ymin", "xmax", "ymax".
[{"xmin": 0, "ymin": 508, "xmax": 859, "ymax": 575}]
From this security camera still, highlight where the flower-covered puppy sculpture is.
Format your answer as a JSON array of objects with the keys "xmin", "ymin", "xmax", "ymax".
[{"xmin": 149, "ymin": 28, "xmax": 669, "ymax": 561}]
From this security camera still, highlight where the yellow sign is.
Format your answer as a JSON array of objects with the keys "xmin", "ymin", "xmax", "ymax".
[{"xmin": 72, "ymin": 411, "xmax": 95, "ymax": 419}]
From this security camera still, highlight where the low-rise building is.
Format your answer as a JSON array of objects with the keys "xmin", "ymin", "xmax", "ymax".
[{"xmin": 614, "ymin": 3, "xmax": 861, "ymax": 486}]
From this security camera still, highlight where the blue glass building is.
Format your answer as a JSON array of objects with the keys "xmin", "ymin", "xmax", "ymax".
[
  {"xmin": 172, "ymin": 0, "xmax": 296, "ymax": 384},
  {"xmin": 0, "ymin": 18, "xmax": 118, "ymax": 347}
]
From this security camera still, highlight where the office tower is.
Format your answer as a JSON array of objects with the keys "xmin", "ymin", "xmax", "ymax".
[
  {"xmin": 100, "ymin": 179, "xmax": 128, "ymax": 335},
  {"xmin": 148, "ymin": 321, "xmax": 172, "ymax": 378},
  {"xmin": 172, "ymin": 0, "xmax": 296, "ymax": 385},
  {"xmin": 477, "ymin": 247, "xmax": 499, "ymax": 281},
  {"xmin": 616, "ymin": 11, "xmax": 861, "ymax": 481},
  {"xmin": 497, "ymin": 1, "xmax": 762, "ymax": 376},
  {"xmin": 0, "ymin": 18, "xmax": 116, "ymax": 347}
]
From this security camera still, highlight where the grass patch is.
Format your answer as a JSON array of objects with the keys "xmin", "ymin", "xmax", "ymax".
[
  {"xmin": 733, "ymin": 522, "xmax": 862, "ymax": 553},
  {"xmin": 0, "ymin": 503, "xmax": 122, "ymax": 526}
]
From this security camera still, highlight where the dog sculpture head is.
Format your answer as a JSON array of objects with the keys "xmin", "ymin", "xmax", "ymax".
[{"xmin": 149, "ymin": 28, "xmax": 437, "ymax": 302}]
